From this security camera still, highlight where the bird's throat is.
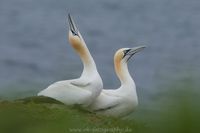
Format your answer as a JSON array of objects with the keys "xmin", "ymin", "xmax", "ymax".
[{"xmin": 114, "ymin": 59, "xmax": 132, "ymax": 85}]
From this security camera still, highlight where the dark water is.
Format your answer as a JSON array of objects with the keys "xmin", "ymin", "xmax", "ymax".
[{"xmin": 0, "ymin": 0, "xmax": 200, "ymax": 100}]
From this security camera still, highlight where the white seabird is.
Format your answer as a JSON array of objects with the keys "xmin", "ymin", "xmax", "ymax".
[
  {"xmin": 88, "ymin": 46, "xmax": 146, "ymax": 117},
  {"xmin": 38, "ymin": 14, "xmax": 103, "ymax": 107}
]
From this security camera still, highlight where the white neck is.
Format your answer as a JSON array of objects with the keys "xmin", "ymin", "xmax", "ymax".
[
  {"xmin": 78, "ymin": 36, "xmax": 97, "ymax": 78},
  {"xmin": 118, "ymin": 61, "xmax": 134, "ymax": 85},
  {"xmin": 115, "ymin": 60, "xmax": 137, "ymax": 102},
  {"xmin": 80, "ymin": 52, "xmax": 97, "ymax": 78},
  {"xmin": 114, "ymin": 53, "xmax": 135, "ymax": 85}
]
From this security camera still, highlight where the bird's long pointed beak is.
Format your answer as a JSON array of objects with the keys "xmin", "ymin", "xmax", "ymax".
[
  {"xmin": 128, "ymin": 45, "xmax": 146, "ymax": 55},
  {"xmin": 68, "ymin": 14, "xmax": 79, "ymax": 36},
  {"xmin": 125, "ymin": 45, "xmax": 146, "ymax": 61}
]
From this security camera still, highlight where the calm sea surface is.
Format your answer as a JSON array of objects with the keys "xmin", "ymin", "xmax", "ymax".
[{"xmin": 0, "ymin": 0, "xmax": 199, "ymax": 101}]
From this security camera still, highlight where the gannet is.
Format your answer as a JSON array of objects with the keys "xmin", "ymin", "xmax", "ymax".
[
  {"xmin": 38, "ymin": 14, "xmax": 103, "ymax": 107},
  {"xmin": 88, "ymin": 46, "xmax": 146, "ymax": 117}
]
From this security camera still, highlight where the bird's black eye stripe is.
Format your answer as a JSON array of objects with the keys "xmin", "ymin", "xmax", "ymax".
[
  {"xmin": 123, "ymin": 49, "xmax": 131, "ymax": 58},
  {"xmin": 71, "ymin": 30, "xmax": 78, "ymax": 36},
  {"xmin": 124, "ymin": 49, "xmax": 131, "ymax": 55}
]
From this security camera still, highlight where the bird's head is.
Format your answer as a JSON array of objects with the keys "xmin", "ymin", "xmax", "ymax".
[
  {"xmin": 68, "ymin": 14, "xmax": 88, "ymax": 58},
  {"xmin": 68, "ymin": 14, "xmax": 85, "ymax": 52},
  {"xmin": 114, "ymin": 46, "xmax": 146, "ymax": 64},
  {"xmin": 114, "ymin": 46, "xmax": 146, "ymax": 82}
]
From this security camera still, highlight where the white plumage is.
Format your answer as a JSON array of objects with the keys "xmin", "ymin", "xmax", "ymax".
[
  {"xmin": 89, "ymin": 46, "xmax": 146, "ymax": 116},
  {"xmin": 38, "ymin": 14, "xmax": 103, "ymax": 107}
]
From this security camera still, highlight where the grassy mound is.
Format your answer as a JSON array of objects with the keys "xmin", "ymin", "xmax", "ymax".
[
  {"xmin": 0, "ymin": 97, "xmax": 144, "ymax": 133},
  {"xmin": 0, "ymin": 79, "xmax": 200, "ymax": 133}
]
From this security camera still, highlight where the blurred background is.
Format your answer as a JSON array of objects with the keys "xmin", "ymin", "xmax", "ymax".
[
  {"xmin": 0, "ymin": 0, "xmax": 200, "ymax": 132},
  {"xmin": 0, "ymin": 0, "xmax": 200, "ymax": 104}
]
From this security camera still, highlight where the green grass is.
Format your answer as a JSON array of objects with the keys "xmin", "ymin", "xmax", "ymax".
[
  {"xmin": 0, "ymin": 98, "xmax": 144, "ymax": 133},
  {"xmin": 151, "ymin": 79, "xmax": 200, "ymax": 133},
  {"xmin": 0, "ymin": 78, "xmax": 200, "ymax": 133}
]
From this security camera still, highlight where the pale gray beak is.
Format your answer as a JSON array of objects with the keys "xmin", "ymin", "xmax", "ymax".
[
  {"xmin": 128, "ymin": 45, "xmax": 146, "ymax": 55},
  {"xmin": 68, "ymin": 14, "xmax": 79, "ymax": 36},
  {"xmin": 124, "ymin": 45, "xmax": 146, "ymax": 61}
]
